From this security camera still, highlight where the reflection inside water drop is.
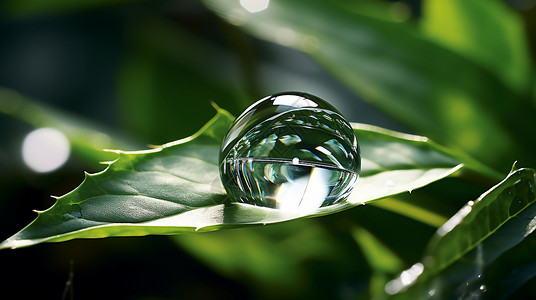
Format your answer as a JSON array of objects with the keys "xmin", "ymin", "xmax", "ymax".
[
  {"xmin": 219, "ymin": 92, "xmax": 360, "ymax": 212},
  {"xmin": 225, "ymin": 158, "xmax": 357, "ymax": 211}
]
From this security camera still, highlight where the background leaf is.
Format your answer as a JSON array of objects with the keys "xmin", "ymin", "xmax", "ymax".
[
  {"xmin": 420, "ymin": 0, "xmax": 531, "ymax": 93},
  {"xmin": 352, "ymin": 225, "xmax": 406, "ymax": 298},
  {"xmin": 0, "ymin": 87, "xmax": 138, "ymax": 164},
  {"xmin": 385, "ymin": 168, "xmax": 536, "ymax": 298},
  {"xmin": 117, "ymin": 13, "xmax": 251, "ymax": 143}
]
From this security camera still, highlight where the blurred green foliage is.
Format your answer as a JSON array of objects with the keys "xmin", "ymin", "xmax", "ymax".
[{"xmin": 1, "ymin": 0, "xmax": 535, "ymax": 299}]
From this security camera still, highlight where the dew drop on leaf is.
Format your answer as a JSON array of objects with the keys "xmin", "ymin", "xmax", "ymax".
[
  {"xmin": 219, "ymin": 92, "xmax": 361, "ymax": 212},
  {"xmin": 63, "ymin": 211, "xmax": 82, "ymax": 220},
  {"xmin": 385, "ymin": 179, "xmax": 396, "ymax": 188}
]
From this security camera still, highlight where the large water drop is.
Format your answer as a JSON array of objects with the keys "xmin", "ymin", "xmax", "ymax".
[{"xmin": 219, "ymin": 92, "xmax": 360, "ymax": 212}]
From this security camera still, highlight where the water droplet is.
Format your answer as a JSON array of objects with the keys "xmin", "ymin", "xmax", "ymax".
[
  {"xmin": 385, "ymin": 180, "xmax": 396, "ymax": 188},
  {"xmin": 219, "ymin": 92, "xmax": 360, "ymax": 212},
  {"xmin": 63, "ymin": 211, "xmax": 82, "ymax": 220}
]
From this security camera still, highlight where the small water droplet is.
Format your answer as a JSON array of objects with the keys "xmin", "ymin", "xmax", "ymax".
[
  {"xmin": 385, "ymin": 180, "xmax": 396, "ymax": 187},
  {"xmin": 63, "ymin": 211, "xmax": 82, "ymax": 220},
  {"xmin": 219, "ymin": 92, "xmax": 360, "ymax": 212}
]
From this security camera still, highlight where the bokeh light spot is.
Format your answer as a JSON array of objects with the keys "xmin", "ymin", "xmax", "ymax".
[
  {"xmin": 22, "ymin": 127, "xmax": 70, "ymax": 173},
  {"xmin": 240, "ymin": 0, "xmax": 269, "ymax": 13}
]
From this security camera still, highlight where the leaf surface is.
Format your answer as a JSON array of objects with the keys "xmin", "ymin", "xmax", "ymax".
[
  {"xmin": 0, "ymin": 108, "xmax": 461, "ymax": 249},
  {"xmin": 385, "ymin": 168, "xmax": 536, "ymax": 298}
]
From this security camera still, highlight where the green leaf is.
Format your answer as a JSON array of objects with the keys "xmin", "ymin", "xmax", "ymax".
[
  {"xmin": 349, "ymin": 124, "xmax": 463, "ymax": 207},
  {"xmin": 421, "ymin": 0, "xmax": 531, "ymax": 94},
  {"xmin": 385, "ymin": 168, "xmax": 536, "ymax": 298},
  {"xmin": 476, "ymin": 230, "xmax": 536, "ymax": 299},
  {"xmin": 0, "ymin": 107, "xmax": 461, "ymax": 249},
  {"xmin": 203, "ymin": 0, "xmax": 536, "ymax": 171}
]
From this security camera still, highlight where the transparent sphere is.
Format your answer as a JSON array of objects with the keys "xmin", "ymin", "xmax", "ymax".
[{"xmin": 219, "ymin": 92, "xmax": 360, "ymax": 212}]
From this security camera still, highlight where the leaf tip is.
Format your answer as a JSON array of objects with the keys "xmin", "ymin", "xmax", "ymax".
[
  {"xmin": 209, "ymin": 101, "xmax": 221, "ymax": 111},
  {"xmin": 509, "ymin": 161, "xmax": 519, "ymax": 174},
  {"xmin": 0, "ymin": 238, "xmax": 38, "ymax": 250},
  {"xmin": 194, "ymin": 225, "xmax": 206, "ymax": 232}
]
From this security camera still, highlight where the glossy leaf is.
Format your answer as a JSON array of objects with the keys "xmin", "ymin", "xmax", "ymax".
[
  {"xmin": 438, "ymin": 209, "xmax": 536, "ymax": 300},
  {"xmin": 349, "ymin": 124, "xmax": 463, "ymax": 207},
  {"xmin": 385, "ymin": 168, "xmax": 536, "ymax": 298},
  {"xmin": 0, "ymin": 107, "xmax": 462, "ymax": 249},
  {"xmin": 476, "ymin": 230, "xmax": 536, "ymax": 299},
  {"xmin": 203, "ymin": 0, "xmax": 536, "ymax": 171}
]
